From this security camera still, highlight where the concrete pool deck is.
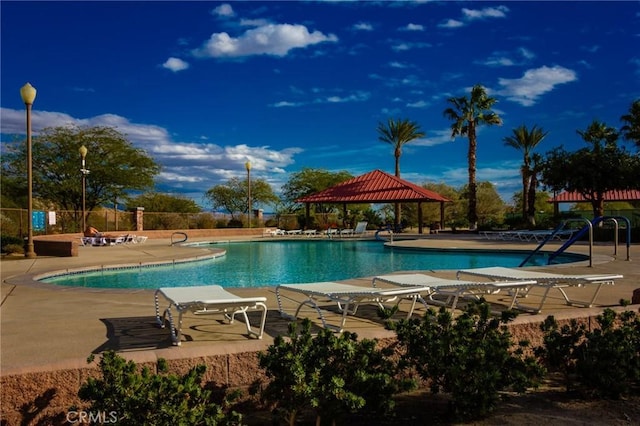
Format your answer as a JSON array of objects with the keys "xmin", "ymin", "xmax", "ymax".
[{"xmin": 1, "ymin": 233, "xmax": 639, "ymax": 376}]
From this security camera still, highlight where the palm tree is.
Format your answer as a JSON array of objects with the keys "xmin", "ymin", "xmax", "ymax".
[
  {"xmin": 444, "ymin": 84, "xmax": 502, "ymax": 230},
  {"xmin": 377, "ymin": 118, "xmax": 425, "ymax": 228},
  {"xmin": 503, "ymin": 125, "xmax": 548, "ymax": 225},
  {"xmin": 620, "ymin": 99, "xmax": 640, "ymax": 149}
]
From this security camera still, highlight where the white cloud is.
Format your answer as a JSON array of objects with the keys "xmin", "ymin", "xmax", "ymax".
[
  {"xmin": 406, "ymin": 100, "xmax": 428, "ymax": 108},
  {"xmin": 389, "ymin": 61, "xmax": 409, "ymax": 68},
  {"xmin": 496, "ymin": 65, "xmax": 577, "ymax": 106},
  {"xmin": 438, "ymin": 19, "xmax": 464, "ymax": 29},
  {"xmin": 162, "ymin": 57, "xmax": 189, "ymax": 72},
  {"xmin": 402, "ymin": 23, "xmax": 424, "ymax": 31},
  {"xmin": 212, "ymin": 3, "xmax": 235, "ymax": 18},
  {"xmin": 480, "ymin": 47, "xmax": 535, "ymax": 67},
  {"xmin": 390, "ymin": 41, "xmax": 431, "ymax": 51},
  {"xmin": 192, "ymin": 24, "xmax": 338, "ymax": 58},
  {"xmin": 0, "ymin": 107, "xmax": 302, "ymax": 194},
  {"xmin": 440, "ymin": 5, "xmax": 509, "ymax": 29},
  {"xmin": 353, "ymin": 22, "xmax": 373, "ymax": 31},
  {"xmin": 462, "ymin": 5, "xmax": 509, "ymax": 20},
  {"xmin": 412, "ymin": 128, "xmax": 453, "ymax": 147}
]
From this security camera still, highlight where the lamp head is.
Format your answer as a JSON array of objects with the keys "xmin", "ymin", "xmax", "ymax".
[
  {"xmin": 245, "ymin": 161, "xmax": 251, "ymax": 172},
  {"xmin": 79, "ymin": 145, "xmax": 88, "ymax": 159},
  {"xmin": 20, "ymin": 83, "xmax": 37, "ymax": 105}
]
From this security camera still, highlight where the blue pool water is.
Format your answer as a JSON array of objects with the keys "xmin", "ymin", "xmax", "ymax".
[{"xmin": 43, "ymin": 240, "xmax": 586, "ymax": 289}]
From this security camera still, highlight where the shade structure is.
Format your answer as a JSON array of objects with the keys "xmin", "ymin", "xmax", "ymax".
[
  {"xmin": 296, "ymin": 169, "xmax": 450, "ymax": 234},
  {"xmin": 550, "ymin": 190, "xmax": 640, "ymax": 203}
]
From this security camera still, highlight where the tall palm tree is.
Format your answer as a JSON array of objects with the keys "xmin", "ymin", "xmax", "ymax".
[
  {"xmin": 376, "ymin": 118, "xmax": 426, "ymax": 228},
  {"xmin": 620, "ymin": 99, "xmax": 640, "ymax": 149},
  {"xmin": 443, "ymin": 84, "xmax": 501, "ymax": 230},
  {"xmin": 503, "ymin": 124, "xmax": 548, "ymax": 225}
]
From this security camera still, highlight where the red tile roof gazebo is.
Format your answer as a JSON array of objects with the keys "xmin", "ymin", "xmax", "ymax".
[
  {"xmin": 296, "ymin": 169, "xmax": 450, "ymax": 234},
  {"xmin": 549, "ymin": 189, "xmax": 640, "ymax": 215}
]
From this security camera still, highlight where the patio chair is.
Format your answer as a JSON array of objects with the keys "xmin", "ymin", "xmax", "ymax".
[
  {"xmin": 275, "ymin": 281, "xmax": 431, "ymax": 332},
  {"xmin": 456, "ymin": 266, "xmax": 623, "ymax": 313},
  {"xmin": 155, "ymin": 285, "xmax": 268, "ymax": 346},
  {"xmin": 372, "ymin": 273, "xmax": 536, "ymax": 312},
  {"xmin": 353, "ymin": 221, "xmax": 368, "ymax": 237}
]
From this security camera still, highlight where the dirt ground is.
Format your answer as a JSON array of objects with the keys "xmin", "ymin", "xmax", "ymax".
[{"xmin": 242, "ymin": 385, "xmax": 640, "ymax": 425}]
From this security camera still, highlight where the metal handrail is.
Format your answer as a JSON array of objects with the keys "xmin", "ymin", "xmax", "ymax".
[{"xmin": 170, "ymin": 231, "xmax": 188, "ymax": 246}]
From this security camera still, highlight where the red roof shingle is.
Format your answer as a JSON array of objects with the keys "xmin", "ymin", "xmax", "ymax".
[
  {"xmin": 550, "ymin": 189, "xmax": 640, "ymax": 203},
  {"xmin": 296, "ymin": 169, "xmax": 450, "ymax": 204}
]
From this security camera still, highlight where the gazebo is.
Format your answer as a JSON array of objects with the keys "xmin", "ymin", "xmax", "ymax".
[
  {"xmin": 296, "ymin": 169, "xmax": 451, "ymax": 234},
  {"xmin": 549, "ymin": 189, "xmax": 640, "ymax": 216}
]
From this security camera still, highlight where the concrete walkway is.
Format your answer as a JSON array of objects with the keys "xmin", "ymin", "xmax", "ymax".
[{"xmin": 1, "ymin": 234, "xmax": 638, "ymax": 376}]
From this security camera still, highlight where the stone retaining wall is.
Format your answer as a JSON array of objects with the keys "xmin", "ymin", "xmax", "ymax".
[{"xmin": 4, "ymin": 307, "xmax": 636, "ymax": 425}]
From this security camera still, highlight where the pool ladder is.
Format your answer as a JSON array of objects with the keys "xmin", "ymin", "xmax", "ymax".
[{"xmin": 171, "ymin": 232, "xmax": 188, "ymax": 246}]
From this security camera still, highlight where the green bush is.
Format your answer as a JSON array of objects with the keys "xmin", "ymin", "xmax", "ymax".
[
  {"xmin": 1, "ymin": 235, "xmax": 23, "ymax": 253},
  {"xmin": 255, "ymin": 319, "xmax": 414, "ymax": 426},
  {"xmin": 77, "ymin": 351, "xmax": 242, "ymax": 425},
  {"xmin": 393, "ymin": 301, "xmax": 544, "ymax": 421},
  {"xmin": 536, "ymin": 309, "xmax": 640, "ymax": 398}
]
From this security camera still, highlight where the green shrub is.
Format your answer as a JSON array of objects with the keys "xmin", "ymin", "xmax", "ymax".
[
  {"xmin": 255, "ymin": 319, "xmax": 414, "ymax": 426},
  {"xmin": 78, "ymin": 351, "xmax": 242, "ymax": 425},
  {"xmin": 534, "ymin": 316, "xmax": 586, "ymax": 392},
  {"xmin": 393, "ymin": 301, "xmax": 544, "ymax": 422},
  {"xmin": 537, "ymin": 309, "xmax": 640, "ymax": 398},
  {"xmin": 1, "ymin": 235, "xmax": 23, "ymax": 253}
]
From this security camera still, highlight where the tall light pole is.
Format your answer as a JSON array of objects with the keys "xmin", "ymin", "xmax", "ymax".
[
  {"xmin": 79, "ymin": 145, "xmax": 89, "ymax": 232},
  {"xmin": 245, "ymin": 161, "xmax": 251, "ymax": 229},
  {"xmin": 20, "ymin": 83, "xmax": 37, "ymax": 258}
]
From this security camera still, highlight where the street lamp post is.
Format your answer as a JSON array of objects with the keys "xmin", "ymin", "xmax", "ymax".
[
  {"xmin": 245, "ymin": 161, "xmax": 251, "ymax": 229},
  {"xmin": 20, "ymin": 83, "xmax": 37, "ymax": 258},
  {"xmin": 79, "ymin": 145, "xmax": 89, "ymax": 232}
]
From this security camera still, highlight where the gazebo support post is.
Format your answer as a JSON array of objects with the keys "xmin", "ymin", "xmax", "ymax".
[
  {"xmin": 440, "ymin": 202, "xmax": 445, "ymax": 231},
  {"xmin": 418, "ymin": 202, "xmax": 423, "ymax": 234}
]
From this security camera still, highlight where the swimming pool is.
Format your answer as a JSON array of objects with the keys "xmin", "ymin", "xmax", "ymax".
[{"xmin": 41, "ymin": 240, "xmax": 587, "ymax": 289}]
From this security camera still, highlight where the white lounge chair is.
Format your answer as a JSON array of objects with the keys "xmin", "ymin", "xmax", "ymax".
[
  {"xmin": 456, "ymin": 266, "xmax": 623, "ymax": 313},
  {"xmin": 275, "ymin": 282, "xmax": 430, "ymax": 332},
  {"xmin": 155, "ymin": 285, "xmax": 268, "ymax": 346},
  {"xmin": 353, "ymin": 221, "xmax": 368, "ymax": 237},
  {"xmin": 373, "ymin": 274, "xmax": 536, "ymax": 312}
]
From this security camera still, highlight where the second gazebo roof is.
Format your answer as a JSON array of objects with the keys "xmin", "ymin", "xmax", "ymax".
[{"xmin": 296, "ymin": 169, "xmax": 450, "ymax": 204}]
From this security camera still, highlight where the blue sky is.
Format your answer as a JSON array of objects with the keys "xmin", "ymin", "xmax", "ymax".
[{"xmin": 2, "ymin": 1, "xmax": 639, "ymax": 208}]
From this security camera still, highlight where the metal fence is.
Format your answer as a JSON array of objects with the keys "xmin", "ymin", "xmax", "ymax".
[{"xmin": 0, "ymin": 208, "xmax": 283, "ymax": 238}]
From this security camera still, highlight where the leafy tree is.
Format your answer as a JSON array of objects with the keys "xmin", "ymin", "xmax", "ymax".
[
  {"xmin": 204, "ymin": 176, "xmax": 279, "ymax": 220},
  {"xmin": 620, "ymin": 99, "xmax": 640, "ymax": 149},
  {"xmin": 420, "ymin": 182, "xmax": 461, "ymax": 228},
  {"xmin": 475, "ymin": 181, "xmax": 507, "ymax": 227},
  {"xmin": 1, "ymin": 125, "xmax": 159, "ymax": 228},
  {"xmin": 444, "ymin": 84, "xmax": 502, "ymax": 230},
  {"xmin": 377, "ymin": 118, "xmax": 425, "ymax": 228},
  {"xmin": 281, "ymin": 168, "xmax": 353, "ymax": 207},
  {"xmin": 503, "ymin": 125, "xmax": 548, "ymax": 225},
  {"xmin": 280, "ymin": 167, "xmax": 353, "ymax": 214},
  {"xmin": 511, "ymin": 190, "xmax": 554, "ymax": 227},
  {"xmin": 540, "ymin": 120, "xmax": 640, "ymax": 218}
]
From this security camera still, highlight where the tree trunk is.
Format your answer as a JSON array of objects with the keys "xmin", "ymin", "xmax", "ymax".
[
  {"xmin": 467, "ymin": 127, "xmax": 478, "ymax": 230},
  {"xmin": 527, "ymin": 172, "xmax": 538, "ymax": 226},
  {"xmin": 521, "ymin": 167, "xmax": 529, "ymax": 224},
  {"xmin": 395, "ymin": 155, "xmax": 401, "ymax": 227}
]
